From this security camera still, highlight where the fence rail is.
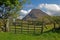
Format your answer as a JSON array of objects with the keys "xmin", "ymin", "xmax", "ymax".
[
  {"xmin": 9, "ymin": 20, "xmax": 59, "ymax": 34},
  {"xmin": 10, "ymin": 20, "xmax": 45, "ymax": 34}
]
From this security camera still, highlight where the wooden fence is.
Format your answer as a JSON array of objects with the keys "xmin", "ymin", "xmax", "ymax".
[
  {"xmin": 10, "ymin": 20, "xmax": 46, "ymax": 34},
  {"xmin": 10, "ymin": 20, "xmax": 58, "ymax": 34}
]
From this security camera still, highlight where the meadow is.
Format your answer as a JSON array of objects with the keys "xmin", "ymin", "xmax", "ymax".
[
  {"xmin": 0, "ymin": 20, "xmax": 60, "ymax": 40},
  {"xmin": 0, "ymin": 30, "xmax": 60, "ymax": 40},
  {"xmin": 4, "ymin": 23, "xmax": 59, "ymax": 40}
]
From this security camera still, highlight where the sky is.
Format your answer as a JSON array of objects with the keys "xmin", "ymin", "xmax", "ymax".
[{"xmin": 18, "ymin": 0, "xmax": 60, "ymax": 19}]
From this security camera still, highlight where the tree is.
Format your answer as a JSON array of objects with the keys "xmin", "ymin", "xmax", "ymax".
[
  {"xmin": 0, "ymin": 0, "xmax": 28, "ymax": 32},
  {"xmin": 50, "ymin": 16, "xmax": 60, "ymax": 31},
  {"xmin": 53, "ymin": 16, "xmax": 60, "ymax": 28}
]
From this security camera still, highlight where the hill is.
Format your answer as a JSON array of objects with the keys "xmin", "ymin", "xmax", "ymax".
[{"xmin": 23, "ymin": 9, "xmax": 49, "ymax": 21}]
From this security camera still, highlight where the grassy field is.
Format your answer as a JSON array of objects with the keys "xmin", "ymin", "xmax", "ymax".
[
  {"xmin": 0, "ymin": 30, "xmax": 60, "ymax": 40},
  {"xmin": 0, "ymin": 22, "xmax": 60, "ymax": 40}
]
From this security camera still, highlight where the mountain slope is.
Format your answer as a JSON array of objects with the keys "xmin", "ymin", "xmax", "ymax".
[{"xmin": 23, "ymin": 9, "xmax": 49, "ymax": 20}]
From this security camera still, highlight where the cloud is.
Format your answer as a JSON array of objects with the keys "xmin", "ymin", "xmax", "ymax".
[
  {"xmin": 38, "ymin": 4, "xmax": 60, "ymax": 16},
  {"xmin": 17, "ymin": 9, "xmax": 31, "ymax": 19},
  {"xmin": 18, "ymin": 4, "xmax": 60, "ymax": 19}
]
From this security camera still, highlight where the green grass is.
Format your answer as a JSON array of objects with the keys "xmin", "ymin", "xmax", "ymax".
[
  {"xmin": 0, "ymin": 31, "xmax": 60, "ymax": 40},
  {"xmin": 0, "ymin": 24, "xmax": 59, "ymax": 40}
]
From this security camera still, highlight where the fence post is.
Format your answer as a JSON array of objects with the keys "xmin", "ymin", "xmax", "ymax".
[
  {"xmin": 41, "ymin": 18, "xmax": 44, "ymax": 34},
  {"xmin": 15, "ymin": 22, "xmax": 16, "ymax": 34},
  {"xmin": 53, "ymin": 22, "xmax": 56, "ymax": 31},
  {"xmin": 41, "ymin": 22, "xmax": 43, "ymax": 34},
  {"xmin": 33, "ymin": 21, "xmax": 35, "ymax": 34},
  {"xmin": 21, "ymin": 20, "xmax": 23, "ymax": 33},
  {"xmin": 27, "ymin": 20, "xmax": 29, "ymax": 33}
]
